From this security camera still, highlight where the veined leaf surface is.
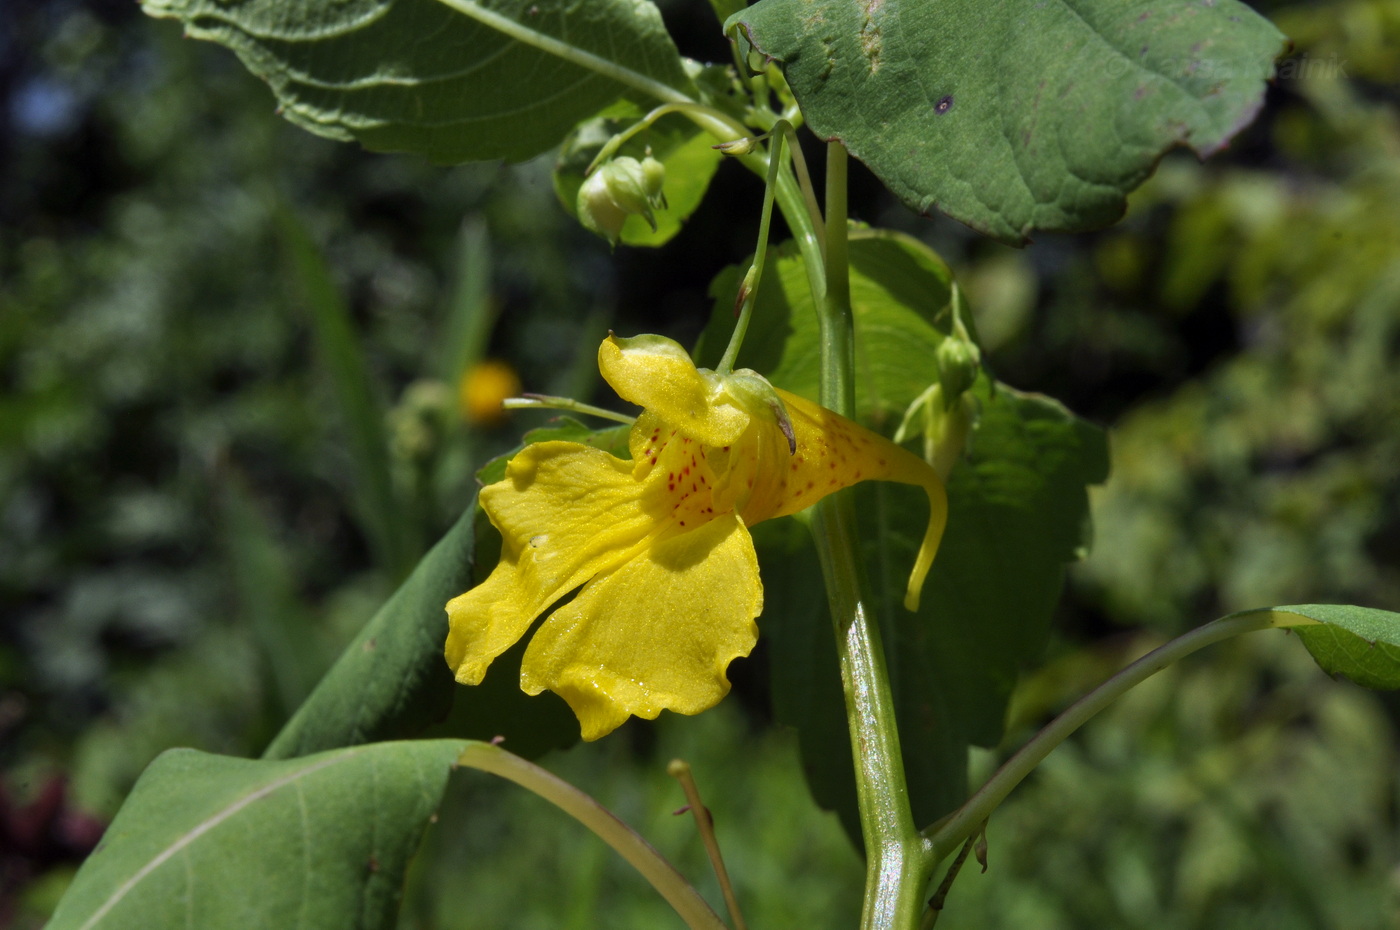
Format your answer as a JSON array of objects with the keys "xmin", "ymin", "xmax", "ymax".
[
  {"xmin": 730, "ymin": 0, "xmax": 1287, "ymax": 243},
  {"xmin": 141, "ymin": 0, "xmax": 698, "ymax": 163}
]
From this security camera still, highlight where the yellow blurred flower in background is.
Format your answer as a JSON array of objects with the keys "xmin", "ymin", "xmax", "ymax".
[
  {"xmin": 458, "ymin": 359, "xmax": 522, "ymax": 427},
  {"xmin": 446, "ymin": 334, "xmax": 947, "ymax": 740}
]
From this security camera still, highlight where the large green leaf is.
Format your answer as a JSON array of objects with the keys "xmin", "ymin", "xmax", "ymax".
[
  {"xmin": 728, "ymin": 0, "xmax": 1287, "ymax": 244},
  {"xmin": 1264, "ymin": 604, "xmax": 1400, "ymax": 690},
  {"xmin": 263, "ymin": 500, "xmax": 478, "ymax": 759},
  {"xmin": 140, "ymin": 0, "xmax": 697, "ymax": 163},
  {"xmin": 701, "ymin": 240, "xmax": 1107, "ymax": 825},
  {"xmin": 894, "ymin": 379, "xmax": 1110, "ymax": 745},
  {"xmin": 47, "ymin": 740, "xmax": 466, "ymax": 930},
  {"xmin": 749, "ymin": 519, "xmax": 863, "ymax": 845}
]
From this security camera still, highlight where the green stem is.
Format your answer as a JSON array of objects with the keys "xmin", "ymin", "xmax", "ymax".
[
  {"xmin": 432, "ymin": 0, "xmax": 694, "ymax": 107},
  {"xmin": 820, "ymin": 143, "xmax": 852, "ymax": 413},
  {"xmin": 457, "ymin": 743, "xmax": 728, "ymax": 930},
  {"xmin": 587, "ymin": 103, "xmax": 750, "ymax": 174},
  {"xmin": 810, "ymin": 141, "xmax": 932, "ymax": 930},
  {"xmin": 501, "ymin": 394, "xmax": 636, "ymax": 425},
  {"xmin": 717, "ymin": 126, "xmax": 790, "ymax": 374},
  {"xmin": 925, "ymin": 611, "xmax": 1294, "ymax": 861}
]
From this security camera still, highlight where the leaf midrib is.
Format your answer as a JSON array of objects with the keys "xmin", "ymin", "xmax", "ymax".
[
  {"xmin": 76, "ymin": 751, "xmax": 355, "ymax": 930},
  {"xmin": 432, "ymin": 0, "xmax": 693, "ymax": 106}
]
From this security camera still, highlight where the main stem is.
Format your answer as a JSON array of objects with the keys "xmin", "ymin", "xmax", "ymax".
[{"xmin": 810, "ymin": 142, "xmax": 932, "ymax": 930}]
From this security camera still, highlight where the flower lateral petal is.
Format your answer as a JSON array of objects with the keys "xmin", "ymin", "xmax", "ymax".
[
  {"xmin": 519, "ymin": 514, "xmax": 762, "ymax": 741},
  {"xmin": 445, "ymin": 441, "xmax": 653, "ymax": 685}
]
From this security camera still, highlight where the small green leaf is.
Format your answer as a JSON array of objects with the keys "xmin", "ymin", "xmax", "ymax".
[
  {"xmin": 48, "ymin": 740, "xmax": 467, "ymax": 930},
  {"xmin": 263, "ymin": 500, "xmax": 478, "ymax": 759},
  {"xmin": 1265, "ymin": 604, "xmax": 1400, "ymax": 690},
  {"xmin": 729, "ymin": 0, "xmax": 1287, "ymax": 244},
  {"xmin": 141, "ymin": 0, "xmax": 697, "ymax": 163},
  {"xmin": 554, "ymin": 112, "xmax": 724, "ymax": 248}
]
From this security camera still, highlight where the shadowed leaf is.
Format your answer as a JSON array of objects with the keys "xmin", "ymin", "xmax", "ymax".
[
  {"xmin": 47, "ymin": 741, "xmax": 467, "ymax": 930},
  {"xmin": 141, "ymin": 0, "xmax": 697, "ymax": 163}
]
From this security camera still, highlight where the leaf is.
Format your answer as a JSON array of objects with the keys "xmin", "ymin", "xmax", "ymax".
[
  {"xmin": 729, "ymin": 0, "xmax": 1287, "ymax": 244},
  {"xmin": 47, "ymin": 740, "xmax": 466, "ymax": 930},
  {"xmin": 554, "ymin": 110, "xmax": 724, "ymax": 247},
  {"xmin": 901, "ymin": 379, "xmax": 1110, "ymax": 748},
  {"xmin": 276, "ymin": 205, "xmax": 417, "ymax": 578},
  {"xmin": 140, "ymin": 0, "xmax": 697, "ymax": 164},
  {"xmin": 700, "ymin": 242, "xmax": 1107, "ymax": 824},
  {"xmin": 695, "ymin": 230, "xmax": 954, "ymax": 426},
  {"xmin": 1266, "ymin": 604, "xmax": 1400, "ymax": 690},
  {"xmin": 262, "ymin": 499, "xmax": 478, "ymax": 760},
  {"xmin": 749, "ymin": 519, "xmax": 863, "ymax": 846}
]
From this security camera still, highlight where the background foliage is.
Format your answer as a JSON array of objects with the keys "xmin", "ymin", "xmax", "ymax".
[{"xmin": 2, "ymin": 0, "xmax": 1398, "ymax": 927}]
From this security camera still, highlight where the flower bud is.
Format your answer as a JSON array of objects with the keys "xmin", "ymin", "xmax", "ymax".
[
  {"xmin": 713, "ymin": 137, "xmax": 757, "ymax": 156},
  {"xmin": 935, "ymin": 334, "xmax": 981, "ymax": 402},
  {"xmin": 641, "ymin": 154, "xmax": 667, "ymax": 210},
  {"xmin": 576, "ymin": 156, "xmax": 657, "ymax": 246}
]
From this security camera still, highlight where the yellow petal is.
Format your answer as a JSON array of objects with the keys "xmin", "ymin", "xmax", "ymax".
[
  {"xmin": 737, "ymin": 389, "xmax": 948, "ymax": 612},
  {"xmin": 599, "ymin": 334, "xmax": 750, "ymax": 448},
  {"xmin": 445, "ymin": 441, "xmax": 653, "ymax": 684},
  {"xmin": 519, "ymin": 514, "xmax": 762, "ymax": 741}
]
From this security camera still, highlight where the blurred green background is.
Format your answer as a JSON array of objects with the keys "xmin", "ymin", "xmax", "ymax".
[{"xmin": 2, "ymin": 0, "xmax": 1398, "ymax": 927}]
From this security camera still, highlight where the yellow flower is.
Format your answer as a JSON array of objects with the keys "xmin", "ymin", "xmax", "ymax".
[
  {"xmin": 445, "ymin": 334, "xmax": 947, "ymax": 740},
  {"xmin": 458, "ymin": 359, "xmax": 522, "ymax": 427}
]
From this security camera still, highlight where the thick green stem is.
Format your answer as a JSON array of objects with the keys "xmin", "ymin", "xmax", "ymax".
[
  {"xmin": 811, "ymin": 142, "xmax": 932, "ymax": 930},
  {"xmin": 925, "ymin": 611, "xmax": 1296, "ymax": 861}
]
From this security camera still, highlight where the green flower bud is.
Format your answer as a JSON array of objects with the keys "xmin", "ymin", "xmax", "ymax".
[
  {"xmin": 935, "ymin": 335, "xmax": 981, "ymax": 404},
  {"xmin": 641, "ymin": 154, "xmax": 667, "ymax": 210},
  {"xmin": 576, "ymin": 156, "xmax": 657, "ymax": 246},
  {"xmin": 713, "ymin": 137, "xmax": 757, "ymax": 156}
]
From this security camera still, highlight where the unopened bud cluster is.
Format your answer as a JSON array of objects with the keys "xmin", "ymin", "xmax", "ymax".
[{"xmin": 577, "ymin": 154, "xmax": 667, "ymax": 246}]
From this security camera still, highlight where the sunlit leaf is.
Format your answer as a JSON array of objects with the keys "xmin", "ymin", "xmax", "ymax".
[
  {"xmin": 728, "ymin": 0, "xmax": 1286, "ymax": 244},
  {"xmin": 140, "ymin": 0, "xmax": 697, "ymax": 163},
  {"xmin": 1264, "ymin": 604, "xmax": 1400, "ymax": 690},
  {"xmin": 47, "ymin": 740, "xmax": 466, "ymax": 930}
]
